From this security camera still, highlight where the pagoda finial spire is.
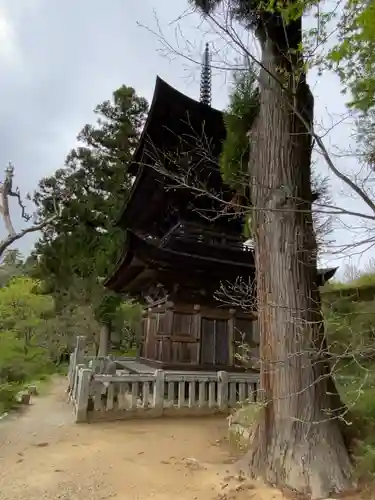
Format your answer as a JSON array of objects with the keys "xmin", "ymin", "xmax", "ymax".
[{"xmin": 200, "ymin": 43, "xmax": 212, "ymax": 106}]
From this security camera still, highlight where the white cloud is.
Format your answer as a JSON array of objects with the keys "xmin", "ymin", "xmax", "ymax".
[{"xmin": 0, "ymin": 7, "xmax": 20, "ymax": 66}]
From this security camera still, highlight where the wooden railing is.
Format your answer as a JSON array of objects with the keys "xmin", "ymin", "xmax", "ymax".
[
  {"xmin": 72, "ymin": 368, "xmax": 259, "ymax": 423},
  {"xmin": 67, "ymin": 335, "xmax": 260, "ymax": 423},
  {"xmin": 160, "ymin": 221, "xmax": 252, "ymax": 253},
  {"xmin": 67, "ymin": 336, "xmax": 113, "ymax": 408}
]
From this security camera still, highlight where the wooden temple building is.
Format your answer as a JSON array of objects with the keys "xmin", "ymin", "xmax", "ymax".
[{"xmin": 104, "ymin": 46, "xmax": 336, "ymax": 372}]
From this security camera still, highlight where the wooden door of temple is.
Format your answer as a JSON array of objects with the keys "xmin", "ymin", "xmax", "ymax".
[{"xmin": 200, "ymin": 318, "xmax": 229, "ymax": 366}]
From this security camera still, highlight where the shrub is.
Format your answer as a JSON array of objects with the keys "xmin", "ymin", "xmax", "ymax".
[
  {"xmin": 0, "ymin": 382, "xmax": 20, "ymax": 413},
  {"xmin": 0, "ymin": 331, "xmax": 55, "ymax": 412}
]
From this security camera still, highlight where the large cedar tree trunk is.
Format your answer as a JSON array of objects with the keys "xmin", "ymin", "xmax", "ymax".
[{"xmin": 244, "ymin": 17, "xmax": 354, "ymax": 499}]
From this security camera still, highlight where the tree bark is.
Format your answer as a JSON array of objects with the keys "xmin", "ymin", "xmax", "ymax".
[{"xmin": 244, "ymin": 27, "xmax": 355, "ymax": 499}]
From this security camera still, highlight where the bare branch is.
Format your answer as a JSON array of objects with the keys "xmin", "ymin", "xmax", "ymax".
[
  {"xmin": 143, "ymin": 9, "xmax": 375, "ymax": 225},
  {"xmin": 0, "ymin": 163, "xmax": 62, "ymax": 258}
]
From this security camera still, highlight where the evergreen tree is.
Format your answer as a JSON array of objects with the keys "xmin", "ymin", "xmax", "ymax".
[
  {"xmin": 220, "ymin": 66, "xmax": 259, "ymax": 191},
  {"xmin": 33, "ymin": 85, "xmax": 148, "ymax": 340},
  {"xmin": 34, "ymin": 85, "xmax": 148, "ymax": 286}
]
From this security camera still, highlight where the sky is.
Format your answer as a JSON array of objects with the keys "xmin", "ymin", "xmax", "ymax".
[{"xmin": 0, "ymin": 0, "xmax": 373, "ymax": 277}]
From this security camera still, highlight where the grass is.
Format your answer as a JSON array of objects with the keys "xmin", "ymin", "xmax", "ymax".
[{"xmin": 336, "ymin": 366, "xmax": 375, "ymax": 483}]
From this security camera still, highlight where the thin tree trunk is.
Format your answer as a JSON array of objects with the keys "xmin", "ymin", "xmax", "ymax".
[{"xmin": 244, "ymin": 27, "xmax": 354, "ymax": 498}]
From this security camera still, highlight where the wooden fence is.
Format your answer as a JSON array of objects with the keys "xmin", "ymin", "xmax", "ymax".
[
  {"xmin": 67, "ymin": 336, "xmax": 260, "ymax": 423},
  {"xmin": 70, "ymin": 368, "xmax": 259, "ymax": 422}
]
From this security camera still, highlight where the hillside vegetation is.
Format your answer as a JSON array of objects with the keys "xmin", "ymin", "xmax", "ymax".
[
  {"xmin": 0, "ymin": 256, "xmax": 141, "ymax": 415},
  {"xmin": 322, "ymin": 273, "xmax": 375, "ymax": 484}
]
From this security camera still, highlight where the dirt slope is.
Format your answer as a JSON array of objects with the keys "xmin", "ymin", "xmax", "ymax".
[{"xmin": 0, "ymin": 377, "xmax": 284, "ymax": 500}]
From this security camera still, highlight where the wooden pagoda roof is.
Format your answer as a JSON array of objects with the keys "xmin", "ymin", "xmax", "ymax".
[
  {"xmin": 104, "ymin": 231, "xmax": 337, "ymax": 296},
  {"xmin": 127, "ymin": 76, "xmax": 226, "ymax": 177},
  {"xmin": 104, "ymin": 231, "xmax": 255, "ymax": 294},
  {"xmin": 117, "ymin": 77, "xmax": 239, "ymax": 235}
]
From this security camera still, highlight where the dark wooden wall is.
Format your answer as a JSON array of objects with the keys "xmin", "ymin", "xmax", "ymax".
[{"xmin": 138, "ymin": 300, "xmax": 259, "ymax": 370}]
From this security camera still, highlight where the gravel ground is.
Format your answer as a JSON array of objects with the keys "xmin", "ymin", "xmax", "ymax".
[{"xmin": 0, "ymin": 376, "xmax": 285, "ymax": 500}]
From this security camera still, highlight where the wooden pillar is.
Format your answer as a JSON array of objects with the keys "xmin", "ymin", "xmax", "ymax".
[
  {"xmin": 193, "ymin": 304, "xmax": 201, "ymax": 364},
  {"xmin": 136, "ymin": 310, "xmax": 147, "ymax": 359},
  {"xmin": 145, "ymin": 308, "xmax": 156, "ymax": 359},
  {"xmin": 217, "ymin": 371, "xmax": 229, "ymax": 409},
  {"xmin": 165, "ymin": 301, "xmax": 175, "ymax": 334},
  {"xmin": 164, "ymin": 301, "xmax": 174, "ymax": 363},
  {"xmin": 228, "ymin": 309, "xmax": 236, "ymax": 367}
]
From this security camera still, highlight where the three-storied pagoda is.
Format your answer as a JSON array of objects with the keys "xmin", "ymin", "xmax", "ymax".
[{"xmin": 104, "ymin": 45, "xmax": 336, "ymax": 371}]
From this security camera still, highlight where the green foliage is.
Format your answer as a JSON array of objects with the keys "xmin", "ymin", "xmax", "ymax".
[
  {"xmin": 191, "ymin": 0, "xmax": 266, "ymax": 25},
  {"xmin": 110, "ymin": 300, "xmax": 142, "ymax": 350},
  {"xmin": 335, "ymin": 369, "xmax": 375, "ymax": 481},
  {"xmin": 0, "ymin": 333, "xmax": 54, "ymax": 384},
  {"xmin": 0, "ymin": 277, "xmax": 54, "ymax": 347},
  {"xmin": 191, "ymin": 0, "xmax": 317, "ymax": 36},
  {"xmin": 324, "ymin": 272, "xmax": 375, "ymax": 354},
  {"xmin": 322, "ymin": 269, "xmax": 375, "ymax": 479},
  {"xmin": 218, "ymin": 68, "xmax": 259, "ymax": 239},
  {"xmin": 325, "ymin": 297, "xmax": 375, "ymax": 356},
  {"xmin": 327, "ymin": 273, "xmax": 375, "ymax": 290},
  {"xmin": 328, "ymin": 0, "xmax": 375, "ymax": 167},
  {"xmin": 0, "ymin": 277, "xmax": 57, "ymax": 413},
  {"xmin": 329, "ymin": 0, "xmax": 375, "ymax": 113},
  {"xmin": 220, "ymin": 69, "xmax": 259, "ymax": 190},
  {"xmin": 34, "ymin": 85, "xmax": 148, "ymax": 288},
  {"xmin": 0, "ymin": 249, "xmax": 25, "ymax": 288},
  {"xmin": 33, "ymin": 85, "xmax": 148, "ymax": 334}
]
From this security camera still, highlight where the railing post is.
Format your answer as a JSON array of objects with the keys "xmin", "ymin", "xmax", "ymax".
[
  {"xmin": 217, "ymin": 371, "xmax": 229, "ymax": 410},
  {"xmin": 153, "ymin": 369, "xmax": 165, "ymax": 415},
  {"xmin": 75, "ymin": 336, "xmax": 86, "ymax": 364},
  {"xmin": 67, "ymin": 336, "xmax": 85, "ymax": 394},
  {"xmin": 67, "ymin": 352, "xmax": 74, "ymax": 391},
  {"xmin": 72, "ymin": 363, "xmax": 85, "ymax": 403},
  {"xmin": 75, "ymin": 368, "xmax": 92, "ymax": 423}
]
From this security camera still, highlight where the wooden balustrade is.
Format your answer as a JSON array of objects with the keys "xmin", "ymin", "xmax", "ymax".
[
  {"xmin": 72, "ymin": 368, "xmax": 259, "ymax": 422},
  {"xmin": 67, "ymin": 335, "xmax": 260, "ymax": 423}
]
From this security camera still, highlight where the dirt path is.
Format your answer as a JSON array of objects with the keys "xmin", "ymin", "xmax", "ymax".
[{"xmin": 0, "ymin": 377, "xmax": 283, "ymax": 500}]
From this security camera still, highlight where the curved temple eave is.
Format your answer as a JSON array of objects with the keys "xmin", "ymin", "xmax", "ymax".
[{"xmin": 115, "ymin": 76, "xmax": 226, "ymax": 230}]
